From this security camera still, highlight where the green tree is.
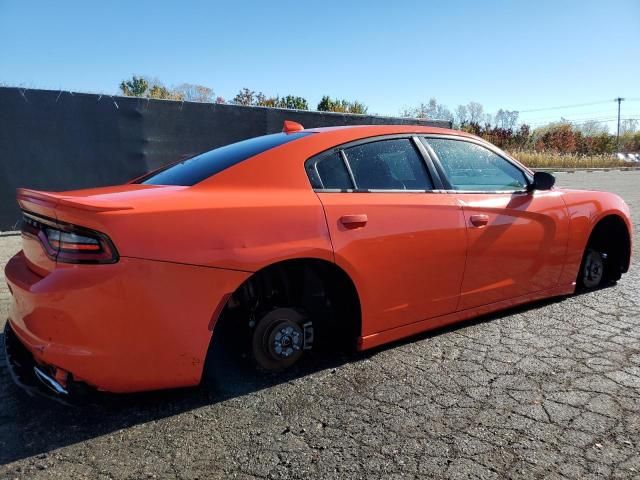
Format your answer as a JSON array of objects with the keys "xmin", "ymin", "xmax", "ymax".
[
  {"xmin": 277, "ymin": 95, "xmax": 309, "ymax": 110},
  {"xmin": 317, "ymin": 95, "xmax": 368, "ymax": 114},
  {"xmin": 317, "ymin": 95, "xmax": 334, "ymax": 112},
  {"xmin": 119, "ymin": 75, "xmax": 187, "ymax": 100},
  {"xmin": 120, "ymin": 76, "xmax": 149, "ymax": 97},
  {"xmin": 348, "ymin": 100, "xmax": 368, "ymax": 115},
  {"xmin": 255, "ymin": 92, "xmax": 286, "ymax": 107},
  {"xmin": 236, "ymin": 90, "xmax": 309, "ymax": 110},
  {"xmin": 233, "ymin": 88, "xmax": 256, "ymax": 106},
  {"xmin": 148, "ymin": 84, "xmax": 183, "ymax": 100}
]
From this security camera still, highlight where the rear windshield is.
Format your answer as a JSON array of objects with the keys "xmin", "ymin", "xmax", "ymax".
[{"xmin": 138, "ymin": 132, "xmax": 311, "ymax": 186}]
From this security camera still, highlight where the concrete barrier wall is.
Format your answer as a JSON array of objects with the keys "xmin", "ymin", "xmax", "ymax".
[{"xmin": 0, "ymin": 87, "xmax": 450, "ymax": 230}]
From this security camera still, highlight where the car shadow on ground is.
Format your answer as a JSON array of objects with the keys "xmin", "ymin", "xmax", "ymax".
[{"xmin": 0, "ymin": 292, "xmax": 574, "ymax": 466}]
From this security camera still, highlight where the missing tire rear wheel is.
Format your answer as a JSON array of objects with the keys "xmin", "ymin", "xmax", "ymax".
[{"xmin": 252, "ymin": 308, "xmax": 310, "ymax": 371}]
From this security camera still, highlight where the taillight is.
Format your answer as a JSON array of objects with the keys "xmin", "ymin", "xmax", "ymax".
[{"xmin": 21, "ymin": 212, "xmax": 118, "ymax": 264}]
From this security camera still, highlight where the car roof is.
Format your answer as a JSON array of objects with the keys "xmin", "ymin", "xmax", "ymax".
[
  {"xmin": 198, "ymin": 124, "xmax": 489, "ymax": 190},
  {"xmin": 304, "ymin": 124, "xmax": 477, "ymax": 139}
]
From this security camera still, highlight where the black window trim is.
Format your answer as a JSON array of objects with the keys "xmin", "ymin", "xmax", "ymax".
[
  {"xmin": 421, "ymin": 134, "xmax": 534, "ymax": 194},
  {"xmin": 411, "ymin": 135, "xmax": 446, "ymax": 189},
  {"xmin": 339, "ymin": 149, "xmax": 358, "ymax": 189},
  {"xmin": 308, "ymin": 150, "xmax": 353, "ymax": 190},
  {"xmin": 305, "ymin": 134, "xmax": 443, "ymax": 193},
  {"xmin": 305, "ymin": 133, "xmax": 533, "ymax": 194}
]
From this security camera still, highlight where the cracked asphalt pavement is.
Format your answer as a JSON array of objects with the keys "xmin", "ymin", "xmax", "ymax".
[{"xmin": 1, "ymin": 171, "xmax": 638, "ymax": 479}]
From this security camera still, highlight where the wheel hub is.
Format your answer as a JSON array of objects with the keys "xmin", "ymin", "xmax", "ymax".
[
  {"xmin": 270, "ymin": 323, "xmax": 303, "ymax": 359},
  {"xmin": 252, "ymin": 308, "xmax": 311, "ymax": 371}
]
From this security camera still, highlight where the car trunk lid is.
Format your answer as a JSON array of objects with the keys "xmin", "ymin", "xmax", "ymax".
[{"xmin": 17, "ymin": 185, "xmax": 186, "ymax": 275}]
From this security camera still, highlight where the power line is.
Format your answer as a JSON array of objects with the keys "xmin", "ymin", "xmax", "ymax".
[
  {"xmin": 526, "ymin": 115, "xmax": 640, "ymax": 126},
  {"xmin": 514, "ymin": 98, "xmax": 640, "ymax": 114},
  {"xmin": 527, "ymin": 116, "xmax": 640, "ymax": 127},
  {"xmin": 534, "ymin": 117, "xmax": 640, "ymax": 126},
  {"xmin": 517, "ymin": 99, "xmax": 615, "ymax": 113},
  {"xmin": 522, "ymin": 109, "xmax": 637, "ymax": 121},
  {"xmin": 571, "ymin": 117, "xmax": 639, "ymax": 126},
  {"xmin": 528, "ymin": 115, "xmax": 640, "ymax": 124},
  {"xmin": 525, "ymin": 113, "xmax": 630, "ymax": 124}
]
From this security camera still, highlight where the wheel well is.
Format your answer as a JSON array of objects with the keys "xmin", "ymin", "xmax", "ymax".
[
  {"xmin": 587, "ymin": 214, "xmax": 631, "ymax": 274},
  {"xmin": 212, "ymin": 258, "xmax": 362, "ymax": 353}
]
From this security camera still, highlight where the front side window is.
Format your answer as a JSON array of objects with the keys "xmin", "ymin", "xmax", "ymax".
[
  {"xmin": 343, "ymin": 139, "xmax": 433, "ymax": 190},
  {"xmin": 425, "ymin": 138, "xmax": 528, "ymax": 191}
]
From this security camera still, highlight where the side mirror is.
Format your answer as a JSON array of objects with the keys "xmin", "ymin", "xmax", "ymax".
[{"xmin": 529, "ymin": 171, "xmax": 555, "ymax": 191}]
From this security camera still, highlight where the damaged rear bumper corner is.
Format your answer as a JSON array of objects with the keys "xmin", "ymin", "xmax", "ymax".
[{"xmin": 3, "ymin": 321, "xmax": 84, "ymax": 404}]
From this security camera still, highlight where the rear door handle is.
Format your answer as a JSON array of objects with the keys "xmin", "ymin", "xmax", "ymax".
[
  {"xmin": 469, "ymin": 214, "xmax": 489, "ymax": 227},
  {"xmin": 340, "ymin": 214, "xmax": 368, "ymax": 228}
]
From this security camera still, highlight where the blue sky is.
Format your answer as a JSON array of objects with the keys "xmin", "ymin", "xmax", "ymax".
[{"xmin": 1, "ymin": 0, "xmax": 639, "ymax": 130}]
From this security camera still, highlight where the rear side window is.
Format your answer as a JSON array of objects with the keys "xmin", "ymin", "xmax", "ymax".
[
  {"xmin": 425, "ymin": 138, "xmax": 527, "ymax": 191},
  {"xmin": 344, "ymin": 139, "xmax": 433, "ymax": 190},
  {"xmin": 138, "ymin": 132, "xmax": 311, "ymax": 186},
  {"xmin": 312, "ymin": 152, "xmax": 353, "ymax": 189}
]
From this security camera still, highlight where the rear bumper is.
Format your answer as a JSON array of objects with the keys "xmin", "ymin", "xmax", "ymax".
[
  {"xmin": 3, "ymin": 322, "xmax": 77, "ymax": 402},
  {"xmin": 5, "ymin": 251, "xmax": 249, "ymax": 393}
]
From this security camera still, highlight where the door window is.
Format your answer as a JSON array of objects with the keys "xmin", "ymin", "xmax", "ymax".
[
  {"xmin": 425, "ymin": 138, "xmax": 528, "ymax": 191},
  {"xmin": 309, "ymin": 151, "xmax": 353, "ymax": 189},
  {"xmin": 343, "ymin": 139, "xmax": 433, "ymax": 190}
]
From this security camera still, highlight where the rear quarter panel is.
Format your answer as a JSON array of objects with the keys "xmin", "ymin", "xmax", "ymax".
[{"xmin": 52, "ymin": 186, "xmax": 333, "ymax": 272}]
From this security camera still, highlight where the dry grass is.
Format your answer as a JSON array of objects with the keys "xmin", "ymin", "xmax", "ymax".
[{"xmin": 509, "ymin": 151, "xmax": 634, "ymax": 169}]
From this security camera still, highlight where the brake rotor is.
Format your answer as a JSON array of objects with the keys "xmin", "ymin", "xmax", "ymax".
[{"xmin": 252, "ymin": 308, "xmax": 310, "ymax": 371}]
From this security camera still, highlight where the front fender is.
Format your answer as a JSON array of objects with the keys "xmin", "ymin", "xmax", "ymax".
[{"xmin": 558, "ymin": 189, "xmax": 632, "ymax": 285}]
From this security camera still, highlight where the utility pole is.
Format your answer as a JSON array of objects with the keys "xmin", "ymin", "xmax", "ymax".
[{"xmin": 615, "ymin": 97, "xmax": 624, "ymax": 152}]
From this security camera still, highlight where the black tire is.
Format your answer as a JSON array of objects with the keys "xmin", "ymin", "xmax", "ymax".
[
  {"xmin": 578, "ymin": 247, "xmax": 606, "ymax": 290},
  {"xmin": 252, "ymin": 308, "xmax": 309, "ymax": 371}
]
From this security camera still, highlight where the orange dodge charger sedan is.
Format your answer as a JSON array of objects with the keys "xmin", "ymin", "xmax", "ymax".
[{"xmin": 4, "ymin": 122, "xmax": 633, "ymax": 397}]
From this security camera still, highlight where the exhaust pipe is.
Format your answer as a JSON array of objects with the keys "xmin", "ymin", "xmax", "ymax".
[{"xmin": 34, "ymin": 366, "xmax": 69, "ymax": 395}]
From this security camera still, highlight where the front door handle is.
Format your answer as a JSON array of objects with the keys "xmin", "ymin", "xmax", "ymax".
[
  {"xmin": 340, "ymin": 214, "xmax": 368, "ymax": 228},
  {"xmin": 469, "ymin": 214, "xmax": 489, "ymax": 227}
]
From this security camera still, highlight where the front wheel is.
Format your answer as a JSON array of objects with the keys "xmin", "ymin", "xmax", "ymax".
[{"xmin": 578, "ymin": 247, "xmax": 606, "ymax": 289}]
